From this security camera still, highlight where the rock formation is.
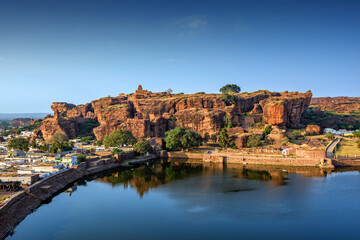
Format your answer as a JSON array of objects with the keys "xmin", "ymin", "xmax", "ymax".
[
  {"xmin": 10, "ymin": 118, "xmax": 33, "ymax": 126},
  {"xmin": 35, "ymin": 86, "xmax": 312, "ymax": 142},
  {"xmin": 305, "ymin": 125, "xmax": 322, "ymax": 135},
  {"xmin": 302, "ymin": 96, "xmax": 360, "ymax": 130}
]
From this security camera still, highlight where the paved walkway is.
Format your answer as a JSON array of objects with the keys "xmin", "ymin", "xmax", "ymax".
[{"xmin": 326, "ymin": 137, "xmax": 341, "ymax": 158}]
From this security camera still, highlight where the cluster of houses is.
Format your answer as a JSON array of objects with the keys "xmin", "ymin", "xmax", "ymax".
[{"xmin": 0, "ymin": 136, "xmax": 109, "ymax": 193}]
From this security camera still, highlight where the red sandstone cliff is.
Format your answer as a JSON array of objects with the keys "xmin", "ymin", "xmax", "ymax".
[{"xmin": 36, "ymin": 86, "xmax": 312, "ymax": 142}]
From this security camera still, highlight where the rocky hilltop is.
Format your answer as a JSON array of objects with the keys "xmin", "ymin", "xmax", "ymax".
[
  {"xmin": 311, "ymin": 97, "xmax": 360, "ymax": 114},
  {"xmin": 301, "ymin": 97, "xmax": 360, "ymax": 130},
  {"xmin": 10, "ymin": 118, "xmax": 33, "ymax": 126},
  {"xmin": 35, "ymin": 86, "xmax": 312, "ymax": 142}
]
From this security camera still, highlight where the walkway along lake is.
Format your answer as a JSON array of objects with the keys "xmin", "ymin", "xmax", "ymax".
[{"xmin": 5, "ymin": 159, "xmax": 360, "ymax": 240}]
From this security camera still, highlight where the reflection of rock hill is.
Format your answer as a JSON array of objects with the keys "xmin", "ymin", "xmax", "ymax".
[
  {"xmin": 98, "ymin": 162, "xmax": 203, "ymax": 197},
  {"xmin": 35, "ymin": 86, "xmax": 312, "ymax": 142}
]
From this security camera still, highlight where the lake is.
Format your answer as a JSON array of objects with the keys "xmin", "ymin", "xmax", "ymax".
[{"xmin": 6, "ymin": 159, "xmax": 360, "ymax": 240}]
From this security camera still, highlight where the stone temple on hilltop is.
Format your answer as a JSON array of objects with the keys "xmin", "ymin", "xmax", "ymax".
[{"xmin": 132, "ymin": 85, "xmax": 169, "ymax": 99}]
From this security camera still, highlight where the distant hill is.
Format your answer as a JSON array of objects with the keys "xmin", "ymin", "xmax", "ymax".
[{"xmin": 0, "ymin": 113, "xmax": 50, "ymax": 121}]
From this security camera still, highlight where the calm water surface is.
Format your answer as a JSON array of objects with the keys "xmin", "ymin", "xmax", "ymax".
[{"xmin": 6, "ymin": 160, "xmax": 360, "ymax": 240}]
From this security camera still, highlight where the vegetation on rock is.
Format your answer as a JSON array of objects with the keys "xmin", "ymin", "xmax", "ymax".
[
  {"xmin": 247, "ymin": 135, "xmax": 261, "ymax": 148},
  {"xmin": 219, "ymin": 84, "xmax": 241, "ymax": 94}
]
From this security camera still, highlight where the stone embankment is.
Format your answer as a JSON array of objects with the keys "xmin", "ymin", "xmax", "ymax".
[
  {"xmin": 159, "ymin": 150, "xmax": 331, "ymax": 167},
  {"xmin": 0, "ymin": 158, "xmax": 124, "ymax": 240}
]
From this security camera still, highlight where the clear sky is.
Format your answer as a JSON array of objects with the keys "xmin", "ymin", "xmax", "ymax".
[{"xmin": 1, "ymin": 0, "xmax": 359, "ymax": 113}]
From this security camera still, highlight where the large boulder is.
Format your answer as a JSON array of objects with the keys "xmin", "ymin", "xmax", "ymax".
[{"xmin": 305, "ymin": 125, "xmax": 322, "ymax": 135}]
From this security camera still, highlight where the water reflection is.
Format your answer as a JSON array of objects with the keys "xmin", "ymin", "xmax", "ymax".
[
  {"xmin": 96, "ymin": 160, "xmax": 203, "ymax": 197},
  {"xmin": 93, "ymin": 159, "xmax": 341, "ymax": 197},
  {"xmin": 7, "ymin": 159, "xmax": 360, "ymax": 240}
]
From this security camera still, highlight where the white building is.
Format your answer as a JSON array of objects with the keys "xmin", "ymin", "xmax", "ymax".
[
  {"xmin": 20, "ymin": 130, "xmax": 34, "ymax": 137},
  {"xmin": 62, "ymin": 156, "xmax": 77, "ymax": 167}
]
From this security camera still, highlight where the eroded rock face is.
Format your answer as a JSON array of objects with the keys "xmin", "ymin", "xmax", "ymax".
[
  {"xmin": 232, "ymin": 133, "xmax": 251, "ymax": 149},
  {"xmin": 174, "ymin": 109, "xmax": 226, "ymax": 136},
  {"xmin": 51, "ymin": 102, "xmax": 76, "ymax": 115},
  {"xmin": 40, "ymin": 118, "xmax": 77, "ymax": 142},
  {"xmin": 260, "ymin": 91, "xmax": 312, "ymax": 127},
  {"xmin": 36, "ymin": 86, "xmax": 312, "ymax": 141}
]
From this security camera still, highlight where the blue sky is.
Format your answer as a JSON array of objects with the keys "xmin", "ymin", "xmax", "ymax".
[{"xmin": 1, "ymin": 0, "xmax": 359, "ymax": 113}]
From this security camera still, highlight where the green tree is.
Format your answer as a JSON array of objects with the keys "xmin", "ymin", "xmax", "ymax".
[
  {"xmin": 166, "ymin": 88, "xmax": 173, "ymax": 94},
  {"xmin": 103, "ymin": 129, "xmax": 137, "ymax": 148},
  {"xmin": 247, "ymin": 135, "xmax": 261, "ymax": 148},
  {"xmin": 49, "ymin": 141, "xmax": 74, "ymax": 153},
  {"xmin": 219, "ymin": 84, "xmax": 241, "ymax": 94},
  {"xmin": 181, "ymin": 130, "xmax": 202, "ymax": 150},
  {"xmin": 96, "ymin": 140, "xmax": 103, "ymax": 146},
  {"xmin": 164, "ymin": 127, "xmax": 202, "ymax": 151},
  {"xmin": 211, "ymin": 134, "xmax": 217, "ymax": 142},
  {"xmin": 203, "ymin": 132, "xmax": 210, "ymax": 142},
  {"xmin": 325, "ymin": 132, "xmax": 335, "ymax": 141},
  {"xmin": 47, "ymin": 132, "xmax": 69, "ymax": 144},
  {"xmin": 133, "ymin": 141, "xmax": 152, "ymax": 155},
  {"xmin": 221, "ymin": 93, "xmax": 237, "ymax": 106},
  {"xmin": 165, "ymin": 127, "xmax": 186, "ymax": 150},
  {"xmin": 262, "ymin": 125, "xmax": 273, "ymax": 138},
  {"xmin": 111, "ymin": 148, "xmax": 124, "ymax": 155},
  {"xmin": 77, "ymin": 154, "xmax": 87, "ymax": 163},
  {"xmin": 219, "ymin": 128, "xmax": 230, "ymax": 149},
  {"xmin": 8, "ymin": 137, "xmax": 29, "ymax": 151}
]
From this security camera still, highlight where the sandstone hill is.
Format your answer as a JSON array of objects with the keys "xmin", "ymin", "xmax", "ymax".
[
  {"xmin": 34, "ymin": 86, "xmax": 312, "ymax": 142},
  {"xmin": 301, "ymin": 97, "xmax": 360, "ymax": 130}
]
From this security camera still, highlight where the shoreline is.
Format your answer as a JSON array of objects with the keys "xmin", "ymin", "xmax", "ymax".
[
  {"xmin": 1, "ymin": 152, "xmax": 359, "ymax": 239},
  {"xmin": 0, "ymin": 155, "xmax": 155, "ymax": 240},
  {"xmin": 159, "ymin": 150, "xmax": 360, "ymax": 168}
]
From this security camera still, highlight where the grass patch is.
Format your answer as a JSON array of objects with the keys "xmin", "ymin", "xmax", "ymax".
[{"xmin": 335, "ymin": 138, "xmax": 360, "ymax": 157}]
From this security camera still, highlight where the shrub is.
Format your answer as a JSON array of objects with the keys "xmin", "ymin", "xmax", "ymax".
[
  {"xmin": 47, "ymin": 132, "xmax": 69, "ymax": 144},
  {"xmin": 353, "ymin": 130, "xmax": 360, "ymax": 138},
  {"xmin": 281, "ymin": 137, "xmax": 290, "ymax": 145},
  {"xmin": 325, "ymin": 132, "xmax": 335, "ymax": 141},
  {"xmin": 133, "ymin": 141, "xmax": 152, "ymax": 155},
  {"xmin": 219, "ymin": 128, "xmax": 230, "ymax": 149},
  {"xmin": 77, "ymin": 154, "xmax": 87, "ymax": 163},
  {"xmin": 247, "ymin": 135, "xmax": 261, "ymax": 148},
  {"xmin": 262, "ymin": 125, "xmax": 272, "ymax": 138}
]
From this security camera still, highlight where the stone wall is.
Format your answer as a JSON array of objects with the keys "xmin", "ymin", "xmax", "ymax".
[
  {"xmin": 332, "ymin": 159, "xmax": 360, "ymax": 167},
  {"xmin": 159, "ymin": 151, "xmax": 204, "ymax": 159}
]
